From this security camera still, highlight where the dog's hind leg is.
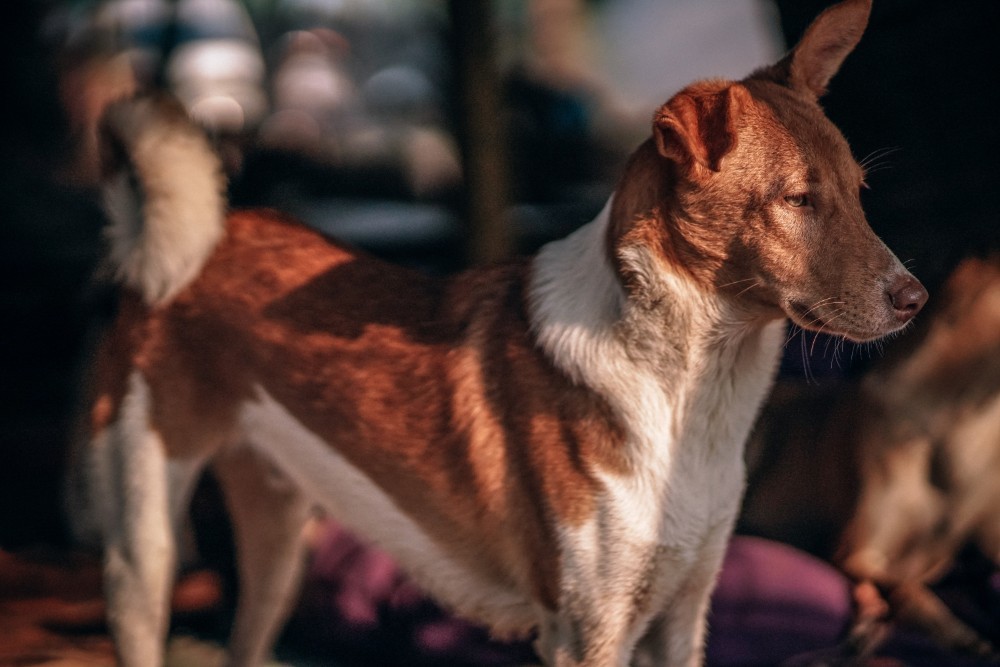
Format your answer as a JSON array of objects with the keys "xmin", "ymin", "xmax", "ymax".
[
  {"xmin": 91, "ymin": 372, "xmax": 206, "ymax": 667},
  {"xmin": 213, "ymin": 442, "xmax": 312, "ymax": 667}
]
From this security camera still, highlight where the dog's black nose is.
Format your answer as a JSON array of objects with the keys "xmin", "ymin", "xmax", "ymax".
[{"xmin": 887, "ymin": 273, "xmax": 928, "ymax": 322}]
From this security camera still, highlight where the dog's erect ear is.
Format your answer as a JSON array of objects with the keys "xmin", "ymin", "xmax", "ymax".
[
  {"xmin": 773, "ymin": 0, "xmax": 872, "ymax": 98},
  {"xmin": 653, "ymin": 84, "xmax": 749, "ymax": 177}
]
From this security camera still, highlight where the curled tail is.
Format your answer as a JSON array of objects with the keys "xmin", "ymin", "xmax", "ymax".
[{"xmin": 99, "ymin": 93, "xmax": 227, "ymax": 305}]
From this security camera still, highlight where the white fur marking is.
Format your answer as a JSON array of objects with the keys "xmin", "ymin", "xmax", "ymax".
[
  {"xmin": 238, "ymin": 386, "xmax": 535, "ymax": 634},
  {"xmin": 98, "ymin": 372, "xmax": 175, "ymax": 667}
]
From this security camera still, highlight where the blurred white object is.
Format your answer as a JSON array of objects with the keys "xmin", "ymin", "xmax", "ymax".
[
  {"xmin": 167, "ymin": 0, "xmax": 268, "ymax": 134},
  {"xmin": 270, "ymin": 30, "xmax": 356, "ymax": 118},
  {"xmin": 259, "ymin": 28, "xmax": 359, "ymax": 153},
  {"xmin": 168, "ymin": 38, "xmax": 268, "ymax": 133},
  {"xmin": 596, "ymin": 0, "xmax": 783, "ymax": 115}
]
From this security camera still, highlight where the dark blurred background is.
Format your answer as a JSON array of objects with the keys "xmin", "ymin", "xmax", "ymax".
[{"xmin": 0, "ymin": 0, "xmax": 997, "ymax": 659}]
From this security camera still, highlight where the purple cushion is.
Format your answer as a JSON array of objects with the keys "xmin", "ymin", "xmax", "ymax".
[
  {"xmin": 290, "ymin": 521, "xmax": 535, "ymax": 666},
  {"xmin": 706, "ymin": 536, "xmax": 852, "ymax": 665}
]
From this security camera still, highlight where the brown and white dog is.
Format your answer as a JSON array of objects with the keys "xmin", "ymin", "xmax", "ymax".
[{"xmin": 67, "ymin": 1, "xmax": 927, "ymax": 665}]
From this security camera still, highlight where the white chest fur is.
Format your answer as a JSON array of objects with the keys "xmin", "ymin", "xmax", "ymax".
[{"xmin": 529, "ymin": 201, "xmax": 784, "ymax": 558}]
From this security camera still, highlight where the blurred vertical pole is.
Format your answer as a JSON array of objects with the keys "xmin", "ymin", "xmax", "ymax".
[
  {"xmin": 155, "ymin": 0, "xmax": 181, "ymax": 89},
  {"xmin": 448, "ymin": 0, "xmax": 514, "ymax": 265}
]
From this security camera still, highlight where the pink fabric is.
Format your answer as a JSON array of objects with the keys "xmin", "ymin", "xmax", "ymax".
[
  {"xmin": 291, "ymin": 521, "xmax": 535, "ymax": 665},
  {"xmin": 292, "ymin": 524, "xmax": 998, "ymax": 666},
  {"xmin": 707, "ymin": 536, "xmax": 851, "ymax": 665}
]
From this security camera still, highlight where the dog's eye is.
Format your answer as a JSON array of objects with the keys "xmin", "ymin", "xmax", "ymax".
[{"xmin": 784, "ymin": 194, "xmax": 811, "ymax": 208}]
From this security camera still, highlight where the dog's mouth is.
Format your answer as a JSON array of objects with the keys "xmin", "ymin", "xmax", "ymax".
[
  {"xmin": 787, "ymin": 300, "xmax": 841, "ymax": 332},
  {"xmin": 785, "ymin": 299, "xmax": 902, "ymax": 343}
]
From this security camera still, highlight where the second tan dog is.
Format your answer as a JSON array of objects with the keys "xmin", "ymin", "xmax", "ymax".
[{"xmin": 742, "ymin": 255, "xmax": 1000, "ymax": 661}]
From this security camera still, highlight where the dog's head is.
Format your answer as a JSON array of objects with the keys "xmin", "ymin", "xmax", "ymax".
[{"xmin": 609, "ymin": 0, "xmax": 926, "ymax": 342}]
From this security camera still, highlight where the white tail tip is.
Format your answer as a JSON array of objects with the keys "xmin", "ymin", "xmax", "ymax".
[{"xmin": 100, "ymin": 93, "xmax": 227, "ymax": 305}]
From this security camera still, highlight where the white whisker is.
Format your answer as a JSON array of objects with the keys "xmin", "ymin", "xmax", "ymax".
[
  {"xmin": 734, "ymin": 281, "xmax": 762, "ymax": 298},
  {"xmin": 717, "ymin": 277, "xmax": 759, "ymax": 289}
]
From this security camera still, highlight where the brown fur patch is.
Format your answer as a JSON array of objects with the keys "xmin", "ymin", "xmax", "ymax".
[
  {"xmin": 89, "ymin": 296, "xmax": 146, "ymax": 436},
  {"xmin": 101, "ymin": 209, "xmax": 628, "ymax": 611}
]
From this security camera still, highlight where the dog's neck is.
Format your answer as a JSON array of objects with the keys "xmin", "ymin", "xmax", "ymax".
[{"xmin": 528, "ymin": 185, "xmax": 785, "ymax": 473}]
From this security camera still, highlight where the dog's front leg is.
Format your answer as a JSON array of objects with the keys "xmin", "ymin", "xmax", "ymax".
[
  {"xmin": 534, "ymin": 542, "xmax": 662, "ymax": 666},
  {"xmin": 213, "ymin": 443, "xmax": 312, "ymax": 667},
  {"xmin": 91, "ymin": 373, "xmax": 203, "ymax": 667},
  {"xmin": 632, "ymin": 541, "xmax": 730, "ymax": 667},
  {"xmin": 535, "ymin": 605, "xmax": 645, "ymax": 667},
  {"xmin": 633, "ymin": 577, "xmax": 712, "ymax": 667}
]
